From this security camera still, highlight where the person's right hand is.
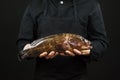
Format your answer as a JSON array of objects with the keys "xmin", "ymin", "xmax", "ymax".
[
  {"xmin": 39, "ymin": 51, "xmax": 58, "ymax": 59},
  {"xmin": 23, "ymin": 44, "xmax": 58, "ymax": 59}
]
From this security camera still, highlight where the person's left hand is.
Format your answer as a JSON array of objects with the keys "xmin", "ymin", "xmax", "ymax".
[{"xmin": 61, "ymin": 46, "xmax": 92, "ymax": 56}]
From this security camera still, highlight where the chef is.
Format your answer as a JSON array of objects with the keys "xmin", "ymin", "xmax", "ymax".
[{"xmin": 16, "ymin": 0, "xmax": 108, "ymax": 80}]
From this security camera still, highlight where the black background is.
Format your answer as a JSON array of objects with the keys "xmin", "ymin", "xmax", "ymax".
[{"xmin": 0, "ymin": 0, "xmax": 120, "ymax": 80}]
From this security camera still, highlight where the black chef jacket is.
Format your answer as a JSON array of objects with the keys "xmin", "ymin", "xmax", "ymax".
[{"xmin": 16, "ymin": 0, "xmax": 109, "ymax": 80}]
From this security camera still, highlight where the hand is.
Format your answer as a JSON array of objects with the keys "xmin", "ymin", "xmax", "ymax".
[
  {"xmin": 39, "ymin": 51, "xmax": 58, "ymax": 59},
  {"xmin": 73, "ymin": 49, "xmax": 90, "ymax": 56},
  {"xmin": 73, "ymin": 45, "xmax": 92, "ymax": 55},
  {"xmin": 63, "ymin": 46, "xmax": 92, "ymax": 56}
]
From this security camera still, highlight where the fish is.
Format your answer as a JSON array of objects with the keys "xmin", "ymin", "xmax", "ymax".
[{"xmin": 19, "ymin": 33, "xmax": 91, "ymax": 60}]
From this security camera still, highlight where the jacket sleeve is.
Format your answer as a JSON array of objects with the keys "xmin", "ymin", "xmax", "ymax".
[
  {"xmin": 86, "ymin": 3, "xmax": 109, "ymax": 61},
  {"xmin": 16, "ymin": 5, "xmax": 35, "ymax": 52}
]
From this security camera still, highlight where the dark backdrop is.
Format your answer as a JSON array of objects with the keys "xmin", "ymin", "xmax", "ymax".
[{"xmin": 0, "ymin": 0, "xmax": 119, "ymax": 80}]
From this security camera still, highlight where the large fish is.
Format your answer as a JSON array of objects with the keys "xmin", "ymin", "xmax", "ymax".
[{"xmin": 19, "ymin": 33, "xmax": 91, "ymax": 60}]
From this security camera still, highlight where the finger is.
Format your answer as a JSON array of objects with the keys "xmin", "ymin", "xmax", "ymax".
[
  {"xmin": 45, "ymin": 51, "xmax": 55, "ymax": 59},
  {"xmin": 65, "ymin": 50, "xmax": 75, "ymax": 56},
  {"xmin": 73, "ymin": 49, "xmax": 81, "ymax": 55},
  {"xmin": 81, "ymin": 46, "xmax": 92, "ymax": 50},
  {"xmin": 81, "ymin": 50, "xmax": 90, "ymax": 55},
  {"xmin": 81, "ymin": 50, "xmax": 90, "ymax": 53},
  {"xmin": 39, "ymin": 52, "xmax": 48, "ymax": 58},
  {"xmin": 50, "ymin": 52, "xmax": 59, "ymax": 59}
]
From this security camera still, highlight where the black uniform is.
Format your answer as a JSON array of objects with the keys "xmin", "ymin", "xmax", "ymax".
[{"xmin": 16, "ymin": 0, "xmax": 108, "ymax": 80}]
